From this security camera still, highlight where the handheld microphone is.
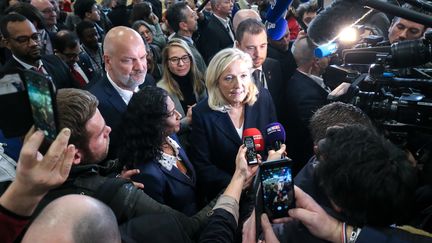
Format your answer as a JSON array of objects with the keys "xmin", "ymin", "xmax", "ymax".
[
  {"xmin": 264, "ymin": 122, "xmax": 286, "ymax": 151},
  {"xmin": 315, "ymin": 42, "xmax": 338, "ymax": 58},
  {"xmin": 243, "ymin": 128, "xmax": 265, "ymax": 152},
  {"xmin": 265, "ymin": 0, "xmax": 293, "ymax": 24},
  {"xmin": 243, "ymin": 128, "xmax": 264, "ymax": 165},
  {"xmin": 267, "ymin": 17, "xmax": 288, "ymax": 41}
]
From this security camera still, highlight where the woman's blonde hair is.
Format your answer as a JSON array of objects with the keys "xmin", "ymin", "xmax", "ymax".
[
  {"xmin": 206, "ymin": 48, "xmax": 258, "ymax": 112},
  {"xmin": 161, "ymin": 38, "xmax": 205, "ymax": 100}
]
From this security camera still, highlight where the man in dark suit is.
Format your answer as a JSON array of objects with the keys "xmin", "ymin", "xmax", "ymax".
[
  {"xmin": 235, "ymin": 19, "xmax": 284, "ymax": 118},
  {"xmin": 52, "ymin": 30, "xmax": 98, "ymax": 88},
  {"xmin": 88, "ymin": 26, "xmax": 152, "ymax": 159},
  {"xmin": 196, "ymin": 0, "xmax": 235, "ymax": 64},
  {"xmin": 108, "ymin": 0, "xmax": 130, "ymax": 27},
  {"xmin": 31, "ymin": 0, "xmax": 58, "ymax": 55},
  {"xmin": 282, "ymin": 35, "xmax": 331, "ymax": 174},
  {"xmin": 76, "ymin": 21, "xmax": 104, "ymax": 77},
  {"xmin": 165, "ymin": 2, "xmax": 206, "ymax": 74},
  {"xmin": 0, "ymin": 13, "xmax": 75, "ymax": 89},
  {"xmin": 267, "ymin": 27, "xmax": 297, "ymax": 80}
]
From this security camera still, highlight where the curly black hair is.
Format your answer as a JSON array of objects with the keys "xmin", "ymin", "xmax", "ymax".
[
  {"xmin": 316, "ymin": 124, "xmax": 418, "ymax": 227},
  {"xmin": 117, "ymin": 86, "xmax": 170, "ymax": 169},
  {"xmin": 73, "ymin": 0, "xmax": 97, "ymax": 20}
]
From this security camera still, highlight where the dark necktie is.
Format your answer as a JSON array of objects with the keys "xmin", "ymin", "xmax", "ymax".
[
  {"xmin": 70, "ymin": 67, "xmax": 87, "ymax": 88},
  {"xmin": 252, "ymin": 69, "xmax": 263, "ymax": 89}
]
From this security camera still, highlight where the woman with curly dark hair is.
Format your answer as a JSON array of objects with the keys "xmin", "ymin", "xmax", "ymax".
[{"xmin": 117, "ymin": 86, "xmax": 199, "ymax": 216}]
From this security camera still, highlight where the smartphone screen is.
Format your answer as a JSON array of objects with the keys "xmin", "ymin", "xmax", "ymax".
[
  {"xmin": 260, "ymin": 159, "xmax": 295, "ymax": 219},
  {"xmin": 22, "ymin": 70, "xmax": 58, "ymax": 140},
  {"xmin": 244, "ymin": 136, "xmax": 258, "ymax": 165}
]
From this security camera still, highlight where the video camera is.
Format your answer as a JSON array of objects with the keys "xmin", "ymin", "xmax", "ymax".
[
  {"xmin": 318, "ymin": 5, "xmax": 432, "ymax": 164},
  {"xmin": 328, "ymin": 30, "xmax": 432, "ymax": 130}
]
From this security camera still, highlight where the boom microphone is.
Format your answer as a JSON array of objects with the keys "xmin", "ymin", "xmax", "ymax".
[
  {"xmin": 307, "ymin": 0, "xmax": 366, "ymax": 45},
  {"xmin": 243, "ymin": 128, "xmax": 265, "ymax": 152},
  {"xmin": 265, "ymin": 0, "xmax": 293, "ymax": 24},
  {"xmin": 196, "ymin": 0, "xmax": 210, "ymax": 12},
  {"xmin": 363, "ymin": 0, "xmax": 432, "ymax": 27},
  {"xmin": 267, "ymin": 17, "xmax": 288, "ymax": 41},
  {"xmin": 264, "ymin": 122, "xmax": 286, "ymax": 151}
]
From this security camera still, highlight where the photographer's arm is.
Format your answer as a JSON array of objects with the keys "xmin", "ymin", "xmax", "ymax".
[
  {"xmin": 0, "ymin": 128, "xmax": 76, "ymax": 243},
  {"xmin": 199, "ymin": 145, "xmax": 258, "ymax": 243}
]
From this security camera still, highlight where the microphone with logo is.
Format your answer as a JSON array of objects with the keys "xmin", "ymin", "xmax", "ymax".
[
  {"xmin": 264, "ymin": 122, "xmax": 286, "ymax": 158},
  {"xmin": 242, "ymin": 128, "xmax": 264, "ymax": 165},
  {"xmin": 265, "ymin": 0, "xmax": 293, "ymax": 41}
]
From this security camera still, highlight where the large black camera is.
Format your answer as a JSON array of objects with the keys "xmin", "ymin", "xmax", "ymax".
[{"xmin": 329, "ymin": 32, "xmax": 432, "ymax": 129}]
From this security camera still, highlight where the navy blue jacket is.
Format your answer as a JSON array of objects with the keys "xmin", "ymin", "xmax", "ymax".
[
  {"xmin": 131, "ymin": 134, "xmax": 198, "ymax": 216},
  {"xmin": 1, "ymin": 55, "xmax": 76, "ymax": 89},
  {"xmin": 190, "ymin": 89, "xmax": 277, "ymax": 198}
]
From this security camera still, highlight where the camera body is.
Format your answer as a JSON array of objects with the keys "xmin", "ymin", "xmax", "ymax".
[{"xmin": 326, "ymin": 33, "xmax": 432, "ymax": 164}]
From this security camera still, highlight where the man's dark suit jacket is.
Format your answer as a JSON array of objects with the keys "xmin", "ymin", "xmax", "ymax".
[
  {"xmin": 0, "ymin": 55, "xmax": 76, "ymax": 89},
  {"xmin": 261, "ymin": 58, "xmax": 285, "ymax": 119},
  {"xmin": 131, "ymin": 134, "xmax": 198, "ymax": 216},
  {"xmin": 87, "ymin": 75, "xmax": 127, "ymax": 130},
  {"xmin": 281, "ymin": 70, "xmax": 329, "ymax": 175},
  {"xmin": 267, "ymin": 43, "xmax": 297, "ymax": 80},
  {"xmin": 190, "ymin": 89, "xmax": 277, "ymax": 198},
  {"xmin": 88, "ymin": 74, "xmax": 155, "ymax": 158},
  {"xmin": 108, "ymin": 5, "xmax": 131, "ymax": 27},
  {"xmin": 196, "ymin": 14, "xmax": 234, "ymax": 64},
  {"xmin": 78, "ymin": 52, "xmax": 101, "ymax": 84}
]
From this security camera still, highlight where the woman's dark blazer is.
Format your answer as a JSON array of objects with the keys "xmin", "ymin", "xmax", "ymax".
[
  {"xmin": 131, "ymin": 134, "xmax": 198, "ymax": 216},
  {"xmin": 190, "ymin": 89, "xmax": 277, "ymax": 198}
]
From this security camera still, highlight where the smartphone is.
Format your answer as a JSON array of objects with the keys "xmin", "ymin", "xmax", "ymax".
[
  {"xmin": 260, "ymin": 158, "xmax": 295, "ymax": 220},
  {"xmin": 244, "ymin": 136, "xmax": 258, "ymax": 165},
  {"xmin": 22, "ymin": 70, "xmax": 58, "ymax": 140}
]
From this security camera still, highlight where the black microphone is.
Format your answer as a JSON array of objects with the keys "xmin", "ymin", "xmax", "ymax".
[
  {"xmin": 197, "ymin": 0, "xmax": 210, "ymax": 12},
  {"xmin": 363, "ymin": 0, "xmax": 432, "ymax": 27},
  {"xmin": 307, "ymin": 0, "xmax": 366, "ymax": 45}
]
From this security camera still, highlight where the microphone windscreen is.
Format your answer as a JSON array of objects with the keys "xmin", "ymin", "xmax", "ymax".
[
  {"xmin": 308, "ymin": 0, "xmax": 365, "ymax": 45},
  {"xmin": 243, "ymin": 128, "xmax": 265, "ymax": 152},
  {"xmin": 265, "ymin": 0, "xmax": 293, "ymax": 23},
  {"xmin": 315, "ymin": 42, "xmax": 338, "ymax": 58},
  {"xmin": 267, "ymin": 18, "xmax": 287, "ymax": 41},
  {"xmin": 264, "ymin": 122, "xmax": 286, "ymax": 146}
]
